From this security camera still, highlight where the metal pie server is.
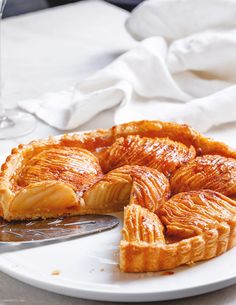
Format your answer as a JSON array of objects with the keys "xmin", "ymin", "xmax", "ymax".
[{"xmin": 0, "ymin": 215, "xmax": 119, "ymax": 250}]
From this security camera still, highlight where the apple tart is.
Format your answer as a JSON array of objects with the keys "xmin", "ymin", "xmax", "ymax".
[{"xmin": 0, "ymin": 120, "xmax": 236, "ymax": 272}]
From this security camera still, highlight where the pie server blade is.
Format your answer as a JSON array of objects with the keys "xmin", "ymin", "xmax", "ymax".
[{"xmin": 0, "ymin": 215, "xmax": 119, "ymax": 248}]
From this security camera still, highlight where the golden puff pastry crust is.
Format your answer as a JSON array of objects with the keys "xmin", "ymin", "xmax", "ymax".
[{"xmin": 1, "ymin": 120, "xmax": 236, "ymax": 273}]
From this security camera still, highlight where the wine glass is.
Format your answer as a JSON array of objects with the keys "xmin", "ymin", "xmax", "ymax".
[{"xmin": 0, "ymin": 0, "xmax": 36, "ymax": 139}]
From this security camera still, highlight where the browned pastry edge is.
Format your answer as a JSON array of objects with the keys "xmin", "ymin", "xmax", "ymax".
[{"xmin": 120, "ymin": 228, "xmax": 236, "ymax": 272}]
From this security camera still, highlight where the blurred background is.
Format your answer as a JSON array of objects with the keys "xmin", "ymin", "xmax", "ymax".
[{"xmin": 3, "ymin": 0, "xmax": 144, "ymax": 17}]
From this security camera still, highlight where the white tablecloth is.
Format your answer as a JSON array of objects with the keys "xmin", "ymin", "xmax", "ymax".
[{"xmin": 0, "ymin": 1, "xmax": 236, "ymax": 304}]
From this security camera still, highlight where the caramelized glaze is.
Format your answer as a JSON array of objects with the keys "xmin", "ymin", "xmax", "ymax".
[
  {"xmin": 100, "ymin": 135, "xmax": 196, "ymax": 176},
  {"xmin": 17, "ymin": 147, "xmax": 102, "ymax": 193},
  {"xmin": 159, "ymin": 190, "xmax": 236, "ymax": 238},
  {"xmin": 170, "ymin": 155, "xmax": 236, "ymax": 197},
  {"xmin": 122, "ymin": 204, "xmax": 165, "ymax": 243}
]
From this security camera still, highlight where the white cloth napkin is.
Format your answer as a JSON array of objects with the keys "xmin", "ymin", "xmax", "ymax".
[{"xmin": 19, "ymin": 0, "xmax": 236, "ymax": 132}]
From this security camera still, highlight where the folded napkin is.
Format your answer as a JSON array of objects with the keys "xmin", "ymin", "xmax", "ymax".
[{"xmin": 19, "ymin": 0, "xmax": 236, "ymax": 132}]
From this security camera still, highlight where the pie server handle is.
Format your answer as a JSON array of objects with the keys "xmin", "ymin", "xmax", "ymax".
[{"xmin": 0, "ymin": 215, "xmax": 119, "ymax": 250}]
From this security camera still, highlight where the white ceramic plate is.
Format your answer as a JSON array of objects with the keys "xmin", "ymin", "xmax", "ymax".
[{"xmin": 0, "ymin": 154, "xmax": 236, "ymax": 302}]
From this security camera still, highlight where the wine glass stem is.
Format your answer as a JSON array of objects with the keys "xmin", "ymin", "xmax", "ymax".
[
  {"xmin": 0, "ymin": 100, "xmax": 5, "ymax": 116},
  {"xmin": 0, "ymin": 4, "xmax": 4, "ymax": 116},
  {"xmin": 0, "ymin": 1, "xmax": 14, "ymax": 129}
]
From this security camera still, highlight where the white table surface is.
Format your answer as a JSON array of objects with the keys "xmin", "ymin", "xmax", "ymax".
[{"xmin": 0, "ymin": 1, "xmax": 236, "ymax": 304}]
